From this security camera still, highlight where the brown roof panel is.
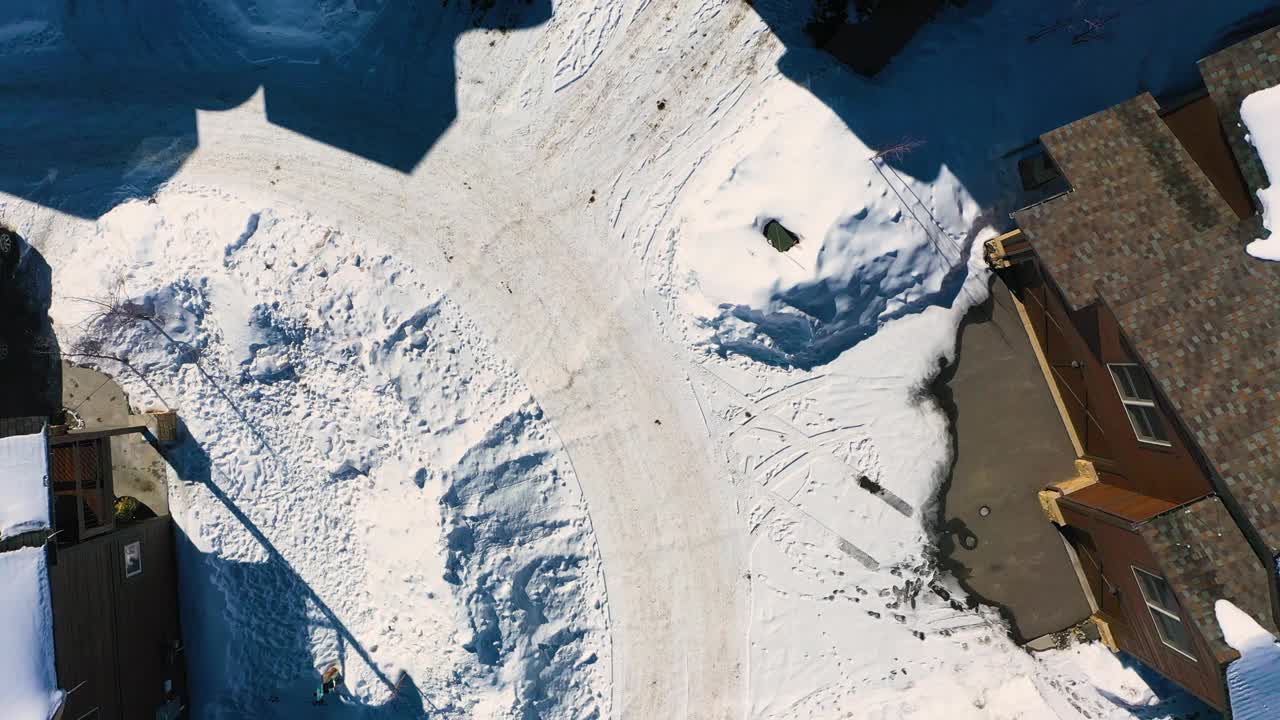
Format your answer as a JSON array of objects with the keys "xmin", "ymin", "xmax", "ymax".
[
  {"xmin": 1160, "ymin": 94, "xmax": 1253, "ymax": 220},
  {"xmin": 1013, "ymin": 93, "xmax": 1238, "ymax": 312},
  {"xmin": 1062, "ymin": 483, "xmax": 1180, "ymax": 524}
]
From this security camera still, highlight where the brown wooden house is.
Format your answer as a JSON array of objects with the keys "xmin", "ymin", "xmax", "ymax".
[
  {"xmin": 1, "ymin": 412, "xmax": 188, "ymax": 720},
  {"xmin": 987, "ymin": 26, "xmax": 1280, "ymax": 713}
]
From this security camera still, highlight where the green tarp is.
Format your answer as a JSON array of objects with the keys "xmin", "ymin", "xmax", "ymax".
[{"xmin": 763, "ymin": 220, "xmax": 799, "ymax": 252}]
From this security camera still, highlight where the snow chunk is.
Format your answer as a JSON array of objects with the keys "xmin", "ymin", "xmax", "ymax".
[
  {"xmin": 1241, "ymin": 83, "xmax": 1280, "ymax": 260},
  {"xmin": 0, "ymin": 548, "xmax": 63, "ymax": 720},
  {"xmin": 1217, "ymin": 599, "xmax": 1280, "ymax": 719},
  {"xmin": 1218, "ymin": 598, "xmax": 1276, "ymax": 653},
  {"xmin": 0, "ymin": 428, "xmax": 50, "ymax": 539},
  {"xmin": 672, "ymin": 80, "xmax": 979, "ymax": 368}
]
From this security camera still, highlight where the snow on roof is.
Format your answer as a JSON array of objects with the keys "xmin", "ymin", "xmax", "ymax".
[
  {"xmin": 0, "ymin": 547, "xmax": 63, "ymax": 720},
  {"xmin": 1217, "ymin": 599, "xmax": 1280, "ymax": 720},
  {"xmin": 1241, "ymin": 82, "xmax": 1280, "ymax": 261},
  {"xmin": 0, "ymin": 427, "xmax": 50, "ymax": 540}
]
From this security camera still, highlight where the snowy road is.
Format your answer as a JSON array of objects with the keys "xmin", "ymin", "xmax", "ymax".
[{"xmin": 175, "ymin": 88, "xmax": 750, "ymax": 716}]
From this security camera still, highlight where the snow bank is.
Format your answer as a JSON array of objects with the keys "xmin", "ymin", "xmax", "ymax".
[
  {"xmin": 0, "ymin": 428, "xmax": 50, "ymax": 539},
  {"xmin": 1242, "ymin": 82, "xmax": 1280, "ymax": 261},
  {"xmin": 1217, "ymin": 599, "xmax": 1280, "ymax": 719},
  {"xmin": 0, "ymin": 547, "xmax": 62, "ymax": 720},
  {"xmin": 35, "ymin": 190, "xmax": 610, "ymax": 718}
]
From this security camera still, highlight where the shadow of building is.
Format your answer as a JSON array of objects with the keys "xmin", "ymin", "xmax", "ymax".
[{"xmin": 0, "ymin": 0, "xmax": 552, "ymax": 219}]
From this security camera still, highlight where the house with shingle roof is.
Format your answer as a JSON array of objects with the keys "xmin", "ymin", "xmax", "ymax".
[{"xmin": 986, "ymin": 24, "xmax": 1280, "ymax": 713}]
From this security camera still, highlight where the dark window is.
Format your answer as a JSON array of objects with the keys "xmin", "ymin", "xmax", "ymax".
[
  {"xmin": 1133, "ymin": 567, "xmax": 1197, "ymax": 660},
  {"xmin": 51, "ymin": 439, "xmax": 114, "ymax": 541},
  {"xmin": 1107, "ymin": 364, "xmax": 1170, "ymax": 445}
]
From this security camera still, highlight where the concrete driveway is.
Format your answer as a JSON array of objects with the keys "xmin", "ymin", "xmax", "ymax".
[{"xmin": 934, "ymin": 276, "xmax": 1091, "ymax": 642}]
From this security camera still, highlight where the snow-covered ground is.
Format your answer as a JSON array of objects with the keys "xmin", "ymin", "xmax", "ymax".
[
  {"xmin": 1217, "ymin": 600, "xmax": 1280, "ymax": 718},
  {"xmin": 0, "ymin": 0, "xmax": 1269, "ymax": 718},
  {"xmin": 33, "ymin": 193, "xmax": 611, "ymax": 717}
]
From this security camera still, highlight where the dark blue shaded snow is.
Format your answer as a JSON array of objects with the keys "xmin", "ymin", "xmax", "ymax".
[{"xmin": 0, "ymin": 0, "xmax": 552, "ymax": 218}]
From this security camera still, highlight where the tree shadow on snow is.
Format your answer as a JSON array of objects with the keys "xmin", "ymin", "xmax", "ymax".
[
  {"xmin": 165, "ymin": 425, "xmax": 435, "ymax": 718},
  {"xmin": 0, "ymin": 0, "xmax": 552, "ymax": 219}
]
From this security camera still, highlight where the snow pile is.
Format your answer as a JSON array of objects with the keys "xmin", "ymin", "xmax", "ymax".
[
  {"xmin": 33, "ymin": 190, "xmax": 610, "ymax": 718},
  {"xmin": 1217, "ymin": 599, "xmax": 1280, "ymax": 719},
  {"xmin": 0, "ymin": 547, "xmax": 62, "ymax": 720},
  {"xmin": 0, "ymin": 428, "xmax": 50, "ymax": 539},
  {"xmin": 1242, "ymin": 82, "xmax": 1280, "ymax": 261},
  {"xmin": 671, "ymin": 80, "xmax": 976, "ymax": 369}
]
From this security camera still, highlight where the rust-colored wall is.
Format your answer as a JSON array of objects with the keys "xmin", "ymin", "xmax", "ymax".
[
  {"xmin": 1010, "ymin": 261, "xmax": 1214, "ymax": 507},
  {"xmin": 1161, "ymin": 94, "xmax": 1254, "ymax": 220},
  {"xmin": 48, "ymin": 516, "xmax": 187, "ymax": 720},
  {"xmin": 1059, "ymin": 505, "xmax": 1227, "ymax": 709}
]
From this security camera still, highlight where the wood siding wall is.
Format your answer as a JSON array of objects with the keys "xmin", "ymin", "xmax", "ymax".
[
  {"xmin": 1010, "ymin": 261, "xmax": 1214, "ymax": 506},
  {"xmin": 48, "ymin": 516, "xmax": 187, "ymax": 720},
  {"xmin": 1060, "ymin": 505, "xmax": 1227, "ymax": 709}
]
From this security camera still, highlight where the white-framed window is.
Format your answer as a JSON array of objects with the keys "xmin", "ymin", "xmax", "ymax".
[
  {"xmin": 1107, "ymin": 363, "xmax": 1171, "ymax": 446},
  {"xmin": 1132, "ymin": 566, "xmax": 1197, "ymax": 661}
]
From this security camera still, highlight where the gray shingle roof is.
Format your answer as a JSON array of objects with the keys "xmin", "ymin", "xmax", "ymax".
[{"xmin": 1013, "ymin": 27, "xmax": 1280, "ymax": 663}]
